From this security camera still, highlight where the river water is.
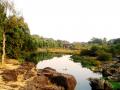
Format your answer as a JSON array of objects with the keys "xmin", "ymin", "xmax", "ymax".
[{"xmin": 37, "ymin": 55, "xmax": 102, "ymax": 90}]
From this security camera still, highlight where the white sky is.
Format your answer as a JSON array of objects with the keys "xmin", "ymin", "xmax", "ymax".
[{"xmin": 14, "ymin": 0, "xmax": 120, "ymax": 42}]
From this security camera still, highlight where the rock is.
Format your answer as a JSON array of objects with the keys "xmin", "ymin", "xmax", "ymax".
[
  {"xmin": 38, "ymin": 67, "xmax": 77, "ymax": 90},
  {"xmin": 19, "ymin": 69, "xmax": 65, "ymax": 90},
  {"xmin": 49, "ymin": 74, "xmax": 76, "ymax": 90},
  {"xmin": 2, "ymin": 70, "xmax": 17, "ymax": 81},
  {"xmin": 90, "ymin": 66, "xmax": 102, "ymax": 72},
  {"xmin": 18, "ymin": 62, "xmax": 35, "ymax": 72},
  {"xmin": 102, "ymin": 61, "xmax": 120, "ymax": 82},
  {"xmin": 1, "ymin": 62, "xmax": 76, "ymax": 90},
  {"xmin": 102, "ymin": 68, "xmax": 115, "ymax": 77},
  {"xmin": 20, "ymin": 75, "xmax": 52, "ymax": 90},
  {"xmin": 38, "ymin": 67, "xmax": 56, "ymax": 77},
  {"xmin": 24, "ymin": 69, "xmax": 36, "ymax": 80},
  {"xmin": 89, "ymin": 78, "xmax": 112, "ymax": 90},
  {"xmin": 2, "ymin": 62, "xmax": 36, "ymax": 81},
  {"xmin": 108, "ymin": 74, "xmax": 120, "ymax": 82},
  {"xmin": 20, "ymin": 76, "xmax": 64, "ymax": 90}
]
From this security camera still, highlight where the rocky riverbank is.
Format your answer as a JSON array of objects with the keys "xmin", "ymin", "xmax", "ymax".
[
  {"xmin": 102, "ymin": 61, "xmax": 120, "ymax": 82},
  {"xmin": 0, "ymin": 61, "xmax": 76, "ymax": 90},
  {"xmin": 89, "ymin": 78, "xmax": 112, "ymax": 90},
  {"xmin": 89, "ymin": 60, "xmax": 120, "ymax": 90}
]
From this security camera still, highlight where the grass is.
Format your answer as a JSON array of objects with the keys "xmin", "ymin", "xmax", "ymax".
[
  {"xmin": 109, "ymin": 81, "xmax": 120, "ymax": 90},
  {"xmin": 37, "ymin": 48, "xmax": 80, "ymax": 54},
  {"xmin": 101, "ymin": 77, "xmax": 120, "ymax": 90},
  {"xmin": 71, "ymin": 55, "xmax": 101, "ymax": 68}
]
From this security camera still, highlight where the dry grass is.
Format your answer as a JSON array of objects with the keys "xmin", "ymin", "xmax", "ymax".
[
  {"xmin": 0, "ymin": 59, "xmax": 25, "ymax": 90},
  {"xmin": 38, "ymin": 48, "xmax": 80, "ymax": 54}
]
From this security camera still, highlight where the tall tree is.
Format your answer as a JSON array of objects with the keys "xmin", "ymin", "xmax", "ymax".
[{"xmin": 0, "ymin": 0, "xmax": 15, "ymax": 64}]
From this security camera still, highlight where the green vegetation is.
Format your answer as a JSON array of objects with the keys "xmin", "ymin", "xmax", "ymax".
[
  {"xmin": 0, "ymin": 1, "xmax": 120, "ymax": 90},
  {"xmin": 0, "ymin": 0, "xmax": 82, "ymax": 64},
  {"xmin": 71, "ymin": 37, "xmax": 120, "ymax": 90},
  {"xmin": 71, "ymin": 55, "xmax": 101, "ymax": 68},
  {"xmin": 109, "ymin": 81, "xmax": 120, "ymax": 90},
  {"xmin": 0, "ymin": 0, "xmax": 120, "ymax": 65},
  {"xmin": 71, "ymin": 44, "xmax": 112, "ymax": 67},
  {"xmin": 97, "ymin": 52, "xmax": 112, "ymax": 61},
  {"xmin": 71, "ymin": 37, "xmax": 116, "ymax": 63}
]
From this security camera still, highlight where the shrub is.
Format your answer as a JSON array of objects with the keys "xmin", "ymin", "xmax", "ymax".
[
  {"xmin": 97, "ymin": 52, "xmax": 112, "ymax": 61},
  {"xmin": 71, "ymin": 55, "xmax": 101, "ymax": 67},
  {"xmin": 80, "ymin": 49, "xmax": 91, "ymax": 56},
  {"xmin": 80, "ymin": 46, "xmax": 102, "ymax": 57}
]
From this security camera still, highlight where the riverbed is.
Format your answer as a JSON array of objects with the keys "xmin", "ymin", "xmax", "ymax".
[{"xmin": 37, "ymin": 55, "xmax": 102, "ymax": 90}]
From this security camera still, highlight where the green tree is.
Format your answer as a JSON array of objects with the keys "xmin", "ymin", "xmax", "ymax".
[
  {"xmin": 72, "ymin": 42, "xmax": 82, "ymax": 50},
  {"xmin": 88, "ymin": 37, "xmax": 103, "ymax": 44},
  {"xmin": 5, "ymin": 15, "xmax": 36, "ymax": 60},
  {"xmin": 0, "ymin": 0, "xmax": 15, "ymax": 64}
]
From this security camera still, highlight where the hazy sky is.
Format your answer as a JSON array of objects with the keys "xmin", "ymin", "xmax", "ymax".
[{"xmin": 14, "ymin": 0, "xmax": 120, "ymax": 42}]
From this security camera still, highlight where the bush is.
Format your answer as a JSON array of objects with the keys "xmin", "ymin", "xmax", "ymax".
[
  {"xmin": 80, "ymin": 49, "xmax": 91, "ymax": 56},
  {"xmin": 97, "ymin": 52, "xmax": 112, "ymax": 61},
  {"xmin": 80, "ymin": 46, "xmax": 102, "ymax": 57},
  {"xmin": 71, "ymin": 55, "xmax": 101, "ymax": 67}
]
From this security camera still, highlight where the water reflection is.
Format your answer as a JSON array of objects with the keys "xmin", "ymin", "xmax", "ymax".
[
  {"xmin": 37, "ymin": 55, "xmax": 102, "ymax": 90},
  {"xmin": 25, "ymin": 52, "xmax": 62, "ymax": 64}
]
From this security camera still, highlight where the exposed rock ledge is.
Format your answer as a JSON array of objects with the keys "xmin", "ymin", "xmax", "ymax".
[
  {"xmin": 0, "ymin": 62, "xmax": 76, "ymax": 90},
  {"xmin": 89, "ymin": 78, "xmax": 112, "ymax": 90}
]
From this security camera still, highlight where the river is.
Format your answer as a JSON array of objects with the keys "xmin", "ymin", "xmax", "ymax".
[{"xmin": 37, "ymin": 55, "xmax": 102, "ymax": 90}]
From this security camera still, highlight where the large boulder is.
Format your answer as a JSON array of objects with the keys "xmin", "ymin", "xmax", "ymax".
[
  {"xmin": 20, "ymin": 75, "xmax": 64, "ymax": 90},
  {"xmin": 38, "ymin": 67, "xmax": 77, "ymax": 90},
  {"xmin": 20, "ymin": 67, "xmax": 77, "ymax": 90}
]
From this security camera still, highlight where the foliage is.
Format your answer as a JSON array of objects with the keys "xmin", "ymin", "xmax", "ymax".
[
  {"xmin": 0, "ymin": 1, "xmax": 37, "ymax": 61},
  {"xmin": 80, "ymin": 46, "xmax": 99, "ymax": 56},
  {"xmin": 71, "ymin": 42, "xmax": 82, "ymax": 50},
  {"xmin": 71, "ymin": 55, "xmax": 101, "ymax": 68},
  {"xmin": 97, "ymin": 52, "xmax": 112, "ymax": 61},
  {"xmin": 0, "ymin": 0, "xmax": 120, "ymax": 66},
  {"xmin": 31, "ymin": 35, "xmax": 72, "ymax": 49},
  {"xmin": 79, "ymin": 45, "xmax": 112, "ymax": 61},
  {"xmin": 25, "ymin": 52, "xmax": 62, "ymax": 64},
  {"xmin": 109, "ymin": 44, "xmax": 120, "ymax": 56},
  {"xmin": 108, "ymin": 38, "xmax": 120, "ymax": 44},
  {"xmin": 88, "ymin": 37, "xmax": 107, "ymax": 45},
  {"xmin": 0, "ymin": 30, "xmax": 2, "ymax": 57},
  {"xmin": 109, "ymin": 81, "xmax": 120, "ymax": 90}
]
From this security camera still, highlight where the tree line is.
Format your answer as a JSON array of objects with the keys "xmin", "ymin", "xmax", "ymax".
[
  {"xmin": 1, "ymin": 0, "xmax": 120, "ymax": 64},
  {"xmin": 0, "ymin": 0, "xmax": 82, "ymax": 64}
]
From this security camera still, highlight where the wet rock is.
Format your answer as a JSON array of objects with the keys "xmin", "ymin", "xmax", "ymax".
[{"xmin": 89, "ymin": 78, "xmax": 112, "ymax": 90}]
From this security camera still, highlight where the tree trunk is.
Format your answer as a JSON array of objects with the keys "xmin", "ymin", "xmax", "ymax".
[{"xmin": 2, "ymin": 31, "xmax": 6, "ymax": 65}]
